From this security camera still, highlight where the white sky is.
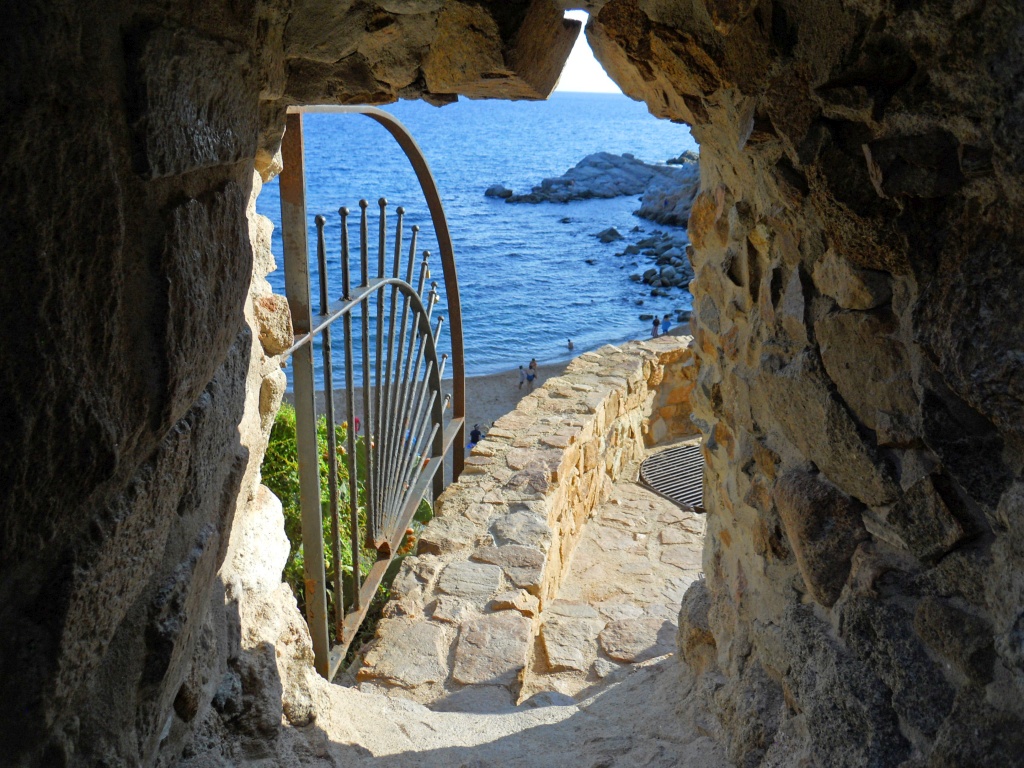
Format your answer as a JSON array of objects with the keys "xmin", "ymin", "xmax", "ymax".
[{"xmin": 555, "ymin": 11, "xmax": 622, "ymax": 93}]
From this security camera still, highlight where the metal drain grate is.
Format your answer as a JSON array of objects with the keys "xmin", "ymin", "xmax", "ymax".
[{"xmin": 640, "ymin": 442, "xmax": 704, "ymax": 510}]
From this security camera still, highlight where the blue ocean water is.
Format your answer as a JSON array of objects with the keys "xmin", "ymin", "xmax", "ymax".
[{"xmin": 256, "ymin": 92, "xmax": 698, "ymax": 379}]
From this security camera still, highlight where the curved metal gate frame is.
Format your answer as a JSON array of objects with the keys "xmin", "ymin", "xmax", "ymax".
[{"xmin": 279, "ymin": 106, "xmax": 465, "ymax": 680}]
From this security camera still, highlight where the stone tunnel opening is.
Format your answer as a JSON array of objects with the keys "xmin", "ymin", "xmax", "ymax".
[{"xmin": 3, "ymin": 1, "xmax": 1023, "ymax": 766}]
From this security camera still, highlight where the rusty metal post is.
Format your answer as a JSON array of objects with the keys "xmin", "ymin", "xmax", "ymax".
[{"xmin": 280, "ymin": 112, "xmax": 330, "ymax": 679}]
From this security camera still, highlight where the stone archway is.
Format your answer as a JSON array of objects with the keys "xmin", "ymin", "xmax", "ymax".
[{"xmin": 2, "ymin": 1, "xmax": 1022, "ymax": 765}]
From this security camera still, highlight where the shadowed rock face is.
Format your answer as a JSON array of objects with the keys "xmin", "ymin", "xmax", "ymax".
[
  {"xmin": 0, "ymin": 2, "xmax": 577, "ymax": 765},
  {"xmin": 590, "ymin": 0, "xmax": 1024, "ymax": 763},
  {"xmin": 1, "ymin": 0, "xmax": 1022, "ymax": 766}
]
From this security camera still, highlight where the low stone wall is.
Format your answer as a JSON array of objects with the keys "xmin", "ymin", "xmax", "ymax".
[
  {"xmin": 355, "ymin": 335, "xmax": 697, "ymax": 707},
  {"xmin": 645, "ymin": 337, "xmax": 699, "ymax": 446}
]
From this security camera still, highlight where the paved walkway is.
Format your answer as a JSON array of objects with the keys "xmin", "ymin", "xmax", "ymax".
[
  {"xmin": 178, "ymin": 443, "xmax": 722, "ymax": 767},
  {"xmin": 521, "ymin": 456, "xmax": 705, "ymax": 701}
]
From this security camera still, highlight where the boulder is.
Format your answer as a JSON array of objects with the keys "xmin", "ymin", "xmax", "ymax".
[
  {"xmin": 635, "ymin": 158, "xmax": 700, "ymax": 226},
  {"xmin": 484, "ymin": 184, "xmax": 513, "ymax": 199}
]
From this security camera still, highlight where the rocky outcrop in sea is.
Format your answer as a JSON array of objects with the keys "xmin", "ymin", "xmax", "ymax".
[
  {"xmin": 489, "ymin": 152, "xmax": 700, "ymax": 226},
  {"xmin": 635, "ymin": 150, "xmax": 699, "ymax": 226}
]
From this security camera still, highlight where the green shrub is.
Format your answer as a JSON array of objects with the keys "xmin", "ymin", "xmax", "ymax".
[{"xmin": 261, "ymin": 402, "xmax": 432, "ymax": 644}]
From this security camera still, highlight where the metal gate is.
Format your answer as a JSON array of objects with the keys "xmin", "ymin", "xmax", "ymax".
[{"xmin": 278, "ymin": 106, "xmax": 464, "ymax": 680}]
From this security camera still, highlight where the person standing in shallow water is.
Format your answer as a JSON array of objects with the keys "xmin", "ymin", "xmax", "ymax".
[
  {"xmin": 567, "ymin": 339, "xmax": 574, "ymax": 351},
  {"xmin": 651, "ymin": 317, "xmax": 661, "ymax": 337},
  {"xmin": 662, "ymin": 314, "xmax": 672, "ymax": 334}
]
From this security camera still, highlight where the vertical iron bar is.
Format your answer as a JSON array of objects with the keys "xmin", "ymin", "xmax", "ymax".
[
  {"xmin": 429, "ymin": 315, "xmax": 447, "ymax": 502},
  {"xmin": 388, "ymin": 281, "xmax": 434, "ymax": 511},
  {"xmin": 316, "ymin": 216, "xmax": 344, "ymax": 640},
  {"xmin": 371, "ymin": 199, "xmax": 387, "ymax": 548},
  {"xmin": 392, "ymin": 334, "xmax": 434, "ymax": 512},
  {"xmin": 340, "ymin": 207, "xmax": 362, "ymax": 613},
  {"xmin": 400, "ymin": 389, "xmax": 439, "ymax": 518},
  {"xmin": 381, "ymin": 226, "xmax": 419, "ymax": 521},
  {"xmin": 379, "ymin": 209, "xmax": 405, "ymax": 536},
  {"xmin": 279, "ymin": 113, "xmax": 330, "ymax": 679},
  {"xmin": 358, "ymin": 199, "xmax": 375, "ymax": 594}
]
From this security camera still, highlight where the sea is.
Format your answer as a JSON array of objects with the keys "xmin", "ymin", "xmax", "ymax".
[{"xmin": 256, "ymin": 92, "xmax": 698, "ymax": 382}]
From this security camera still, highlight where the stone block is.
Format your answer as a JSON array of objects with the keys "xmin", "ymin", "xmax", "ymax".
[
  {"xmin": 817, "ymin": 309, "xmax": 916, "ymax": 434},
  {"xmin": 913, "ymin": 597, "xmax": 994, "ymax": 684},
  {"xmin": 418, "ymin": 515, "xmax": 488, "ymax": 556},
  {"xmin": 470, "ymin": 545, "xmax": 546, "ymax": 595},
  {"xmin": 359, "ymin": 619, "xmax": 448, "ymax": 688},
  {"xmin": 841, "ymin": 598, "xmax": 956, "ymax": 738},
  {"xmin": 423, "ymin": 0, "xmax": 578, "ymax": 99},
  {"xmin": 598, "ymin": 616, "xmax": 675, "ymax": 663},
  {"xmin": 129, "ymin": 28, "xmax": 257, "ymax": 178},
  {"xmin": 868, "ymin": 474, "xmax": 970, "ymax": 561},
  {"xmin": 490, "ymin": 509, "xmax": 550, "ymax": 551},
  {"xmin": 541, "ymin": 611, "xmax": 604, "ymax": 672},
  {"xmin": 677, "ymin": 580, "xmax": 716, "ymax": 675},
  {"xmin": 430, "ymin": 595, "xmax": 476, "ymax": 625},
  {"xmin": 163, "ymin": 185, "xmax": 251, "ymax": 425},
  {"xmin": 253, "ymin": 294, "xmax": 293, "ymax": 356},
  {"xmin": 756, "ymin": 351, "xmax": 898, "ymax": 505},
  {"xmin": 774, "ymin": 604, "xmax": 911, "ymax": 766},
  {"xmin": 489, "ymin": 590, "xmax": 540, "ymax": 617},
  {"xmin": 436, "ymin": 561, "xmax": 502, "ymax": 604},
  {"xmin": 773, "ymin": 470, "xmax": 868, "ymax": 607},
  {"xmin": 452, "ymin": 613, "xmax": 532, "ymax": 686}
]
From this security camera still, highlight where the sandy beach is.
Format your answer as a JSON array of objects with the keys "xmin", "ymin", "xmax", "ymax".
[
  {"xmin": 288, "ymin": 326, "xmax": 692, "ymax": 438},
  {"xmin": 442, "ymin": 360, "xmax": 573, "ymax": 435},
  {"xmin": 287, "ymin": 359, "xmax": 574, "ymax": 436}
]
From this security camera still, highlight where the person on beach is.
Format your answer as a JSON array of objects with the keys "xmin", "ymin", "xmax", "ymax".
[
  {"xmin": 662, "ymin": 314, "xmax": 672, "ymax": 334},
  {"xmin": 526, "ymin": 358, "xmax": 538, "ymax": 391},
  {"xmin": 518, "ymin": 365, "xmax": 527, "ymax": 389},
  {"xmin": 468, "ymin": 424, "xmax": 483, "ymax": 453},
  {"xmin": 651, "ymin": 317, "xmax": 661, "ymax": 338},
  {"xmin": 567, "ymin": 338, "xmax": 574, "ymax": 351}
]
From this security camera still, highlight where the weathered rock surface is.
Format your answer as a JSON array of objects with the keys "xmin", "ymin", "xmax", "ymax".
[
  {"xmin": 773, "ymin": 470, "xmax": 867, "ymax": 607},
  {"xmin": 589, "ymin": 0, "xmax": 1024, "ymax": 762},
  {"xmin": 452, "ymin": 612, "xmax": 532, "ymax": 686}
]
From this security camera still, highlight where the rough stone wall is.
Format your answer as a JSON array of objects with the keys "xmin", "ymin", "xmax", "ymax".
[
  {"xmin": 7, "ymin": 0, "xmax": 1023, "ymax": 764},
  {"xmin": 356, "ymin": 337, "xmax": 696, "ymax": 707},
  {"xmin": 590, "ymin": 1, "xmax": 1024, "ymax": 764},
  {"xmin": 0, "ymin": 2, "xmax": 577, "ymax": 765},
  {"xmin": 645, "ymin": 338, "xmax": 700, "ymax": 446}
]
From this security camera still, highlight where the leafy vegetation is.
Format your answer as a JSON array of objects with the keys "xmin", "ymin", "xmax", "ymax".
[{"xmin": 261, "ymin": 403, "xmax": 431, "ymax": 648}]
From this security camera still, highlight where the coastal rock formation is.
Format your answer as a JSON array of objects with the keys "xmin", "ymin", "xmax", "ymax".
[
  {"xmin": 504, "ymin": 151, "xmax": 697, "ymax": 205},
  {"xmin": 635, "ymin": 151, "xmax": 699, "ymax": 226},
  {"xmin": 485, "ymin": 184, "xmax": 514, "ymax": 199}
]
